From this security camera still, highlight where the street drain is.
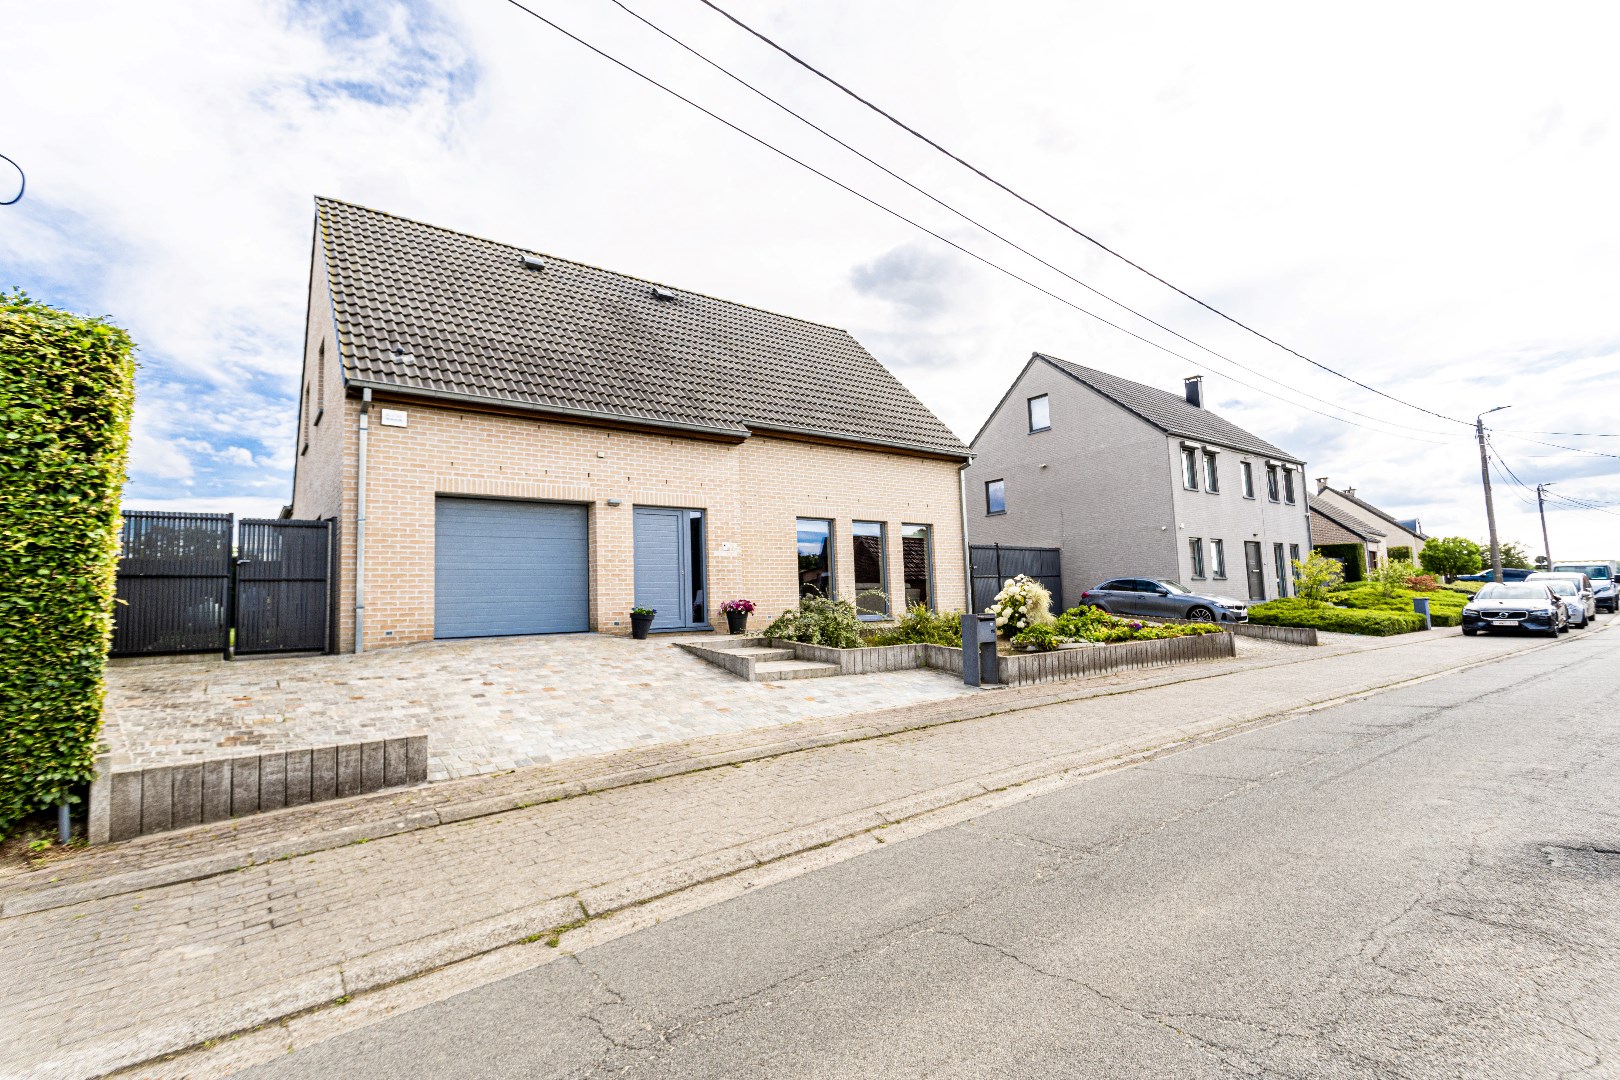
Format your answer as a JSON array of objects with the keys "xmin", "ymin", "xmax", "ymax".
[{"xmin": 1541, "ymin": 844, "xmax": 1620, "ymax": 875}]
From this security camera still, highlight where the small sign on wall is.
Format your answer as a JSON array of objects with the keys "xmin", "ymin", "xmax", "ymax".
[
  {"xmin": 717, "ymin": 541, "xmax": 741, "ymax": 557},
  {"xmin": 379, "ymin": 409, "xmax": 408, "ymax": 428}
]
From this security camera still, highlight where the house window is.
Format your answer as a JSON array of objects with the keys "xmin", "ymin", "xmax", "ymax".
[
  {"xmin": 1027, "ymin": 394, "xmax": 1050, "ymax": 432},
  {"xmin": 1181, "ymin": 447, "xmax": 1200, "ymax": 490},
  {"xmin": 1203, "ymin": 451, "xmax": 1219, "ymax": 493},
  {"xmin": 1289, "ymin": 543, "xmax": 1301, "ymax": 583},
  {"xmin": 300, "ymin": 384, "xmax": 311, "ymax": 454},
  {"xmin": 1189, "ymin": 538, "xmax": 1206, "ymax": 579},
  {"xmin": 314, "ymin": 340, "xmax": 326, "ymax": 425},
  {"xmin": 985, "ymin": 479, "xmax": 1006, "ymax": 515},
  {"xmin": 1241, "ymin": 461, "xmax": 1255, "ymax": 499},
  {"xmin": 1266, "ymin": 464, "xmax": 1280, "ymax": 502},
  {"xmin": 1274, "ymin": 543, "xmax": 1288, "ymax": 597},
  {"xmin": 902, "ymin": 524, "xmax": 933, "ymax": 610},
  {"xmin": 852, "ymin": 521, "xmax": 888, "ymax": 618},
  {"xmin": 1211, "ymin": 539, "xmax": 1227, "ymax": 579},
  {"xmin": 796, "ymin": 518, "xmax": 834, "ymax": 599},
  {"xmin": 1283, "ymin": 468, "xmax": 1297, "ymax": 504}
]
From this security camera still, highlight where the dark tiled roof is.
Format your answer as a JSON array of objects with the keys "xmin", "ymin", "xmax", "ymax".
[
  {"xmin": 1320, "ymin": 485, "xmax": 1426, "ymax": 539},
  {"xmin": 1037, "ymin": 354, "xmax": 1303, "ymax": 463},
  {"xmin": 1308, "ymin": 494, "xmax": 1384, "ymax": 541},
  {"xmin": 314, "ymin": 198, "xmax": 967, "ymax": 457}
]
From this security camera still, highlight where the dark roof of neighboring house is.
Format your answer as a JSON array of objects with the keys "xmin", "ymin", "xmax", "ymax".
[
  {"xmin": 1034, "ymin": 354, "xmax": 1303, "ymax": 463},
  {"xmin": 313, "ymin": 198, "xmax": 968, "ymax": 458},
  {"xmin": 1319, "ymin": 485, "xmax": 1428, "ymax": 540},
  {"xmin": 1308, "ymin": 494, "xmax": 1385, "ymax": 541}
]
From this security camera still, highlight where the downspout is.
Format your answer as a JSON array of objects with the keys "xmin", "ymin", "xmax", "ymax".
[
  {"xmin": 355, "ymin": 388, "xmax": 371, "ymax": 654},
  {"xmin": 958, "ymin": 458, "xmax": 974, "ymax": 612}
]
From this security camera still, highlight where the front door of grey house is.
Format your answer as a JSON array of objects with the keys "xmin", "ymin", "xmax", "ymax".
[
  {"xmin": 1244, "ymin": 541, "xmax": 1266, "ymax": 602},
  {"xmin": 434, "ymin": 497, "xmax": 590, "ymax": 638},
  {"xmin": 633, "ymin": 507, "xmax": 707, "ymax": 631}
]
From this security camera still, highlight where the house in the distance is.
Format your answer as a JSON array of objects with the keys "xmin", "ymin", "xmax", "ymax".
[
  {"xmin": 290, "ymin": 198, "xmax": 969, "ymax": 651},
  {"xmin": 1311, "ymin": 480, "xmax": 1428, "ymax": 567},
  {"xmin": 965, "ymin": 355, "xmax": 1312, "ymax": 606},
  {"xmin": 1305, "ymin": 494, "xmax": 1384, "ymax": 581}
]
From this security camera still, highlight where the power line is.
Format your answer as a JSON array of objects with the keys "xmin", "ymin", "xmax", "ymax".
[
  {"xmin": 1495, "ymin": 431, "xmax": 1620, "ymax": 460},
  {"xmin": 604, "ymin": 0, "xmax": 1460, "ymax": 442},
  {"xmin": 494, "ymin": 0, "xmax": 1461, "ymax": 445},
  {"xmin": 0, "ymin": 153, "xmax": 22, "ymax": 206},
  {"xmin": 1544, "ymin": 490, "xmax": 1620, "ymax": 518},
  {"xmin": 693, "ymin": 0, "xmax": 1475, "ymax": 429}
]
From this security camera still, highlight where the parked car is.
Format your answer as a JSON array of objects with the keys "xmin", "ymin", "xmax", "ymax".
[
  {"xmin": 1526, "ymin": 572, "xmax": 1596, "ymax": 625},
  {"xmin": 1077, "ymin": 578, "xmax": 1248, "ymax": 622},
  {"xmin": 1535, "ymin": 577, "xmax": 1593, "ymax": 629},
  {"xmin": 1461, "ymin": 583, "xmax": 1567, "ymax": 637},
  {"xmin": 1551, "ymin": 561, "xmax": 1618, "ymax": 613},
  {"xmin": 1456, "ymin": 567, "xmax": 1536, "ymax": 582}
]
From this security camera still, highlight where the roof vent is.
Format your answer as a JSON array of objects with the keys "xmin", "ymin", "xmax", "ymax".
[
  {"xmin": 521, "ymin": 254, "xmax": 546, "ymax": 271},
  {"xmin": 651, "ymin": 286, "xmax": 677, "ymax": 302}
]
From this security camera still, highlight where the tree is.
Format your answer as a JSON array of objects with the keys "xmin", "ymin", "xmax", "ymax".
[
  {"xmin": 1295, "ymin": 550, "xmax": 1346, "ymax": 601},
  {"xmin": 1373, "ymin": 558, "xmax": 1420, "ymax": 598},
  {"xmin": 1498, "ymin": 542, "xmax": 1533, "ymax": 571},
  {"xmin": 1418, "ymin": 536, "xmax": 1483, "ymax": 580}
]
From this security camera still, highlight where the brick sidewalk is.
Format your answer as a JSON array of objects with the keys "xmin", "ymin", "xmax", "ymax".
[{"xmin": 0, "ymin": 628, "xmax": 1563, "ymax": 1079}]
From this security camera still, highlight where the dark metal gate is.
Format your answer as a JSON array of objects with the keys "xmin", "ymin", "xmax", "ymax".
[
  {"xmin": 111, "ymin": 511, "xmax": 332, "ymax": 657},
  {"xmin": 235, "ymin": 519, "xmax": 333, "ymax": 654},
  {"xmin": 970, "ymin": 544, "xmax": 1063, "ymax": 615},
  {"xmin": 112, "ymin": 511, "xmax": 235, "ymax": 656}
]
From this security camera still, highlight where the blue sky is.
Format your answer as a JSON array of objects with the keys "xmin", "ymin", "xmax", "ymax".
[{"xmin": 4, "ymin": 0, "xmax": 1618, "ymax": 554}]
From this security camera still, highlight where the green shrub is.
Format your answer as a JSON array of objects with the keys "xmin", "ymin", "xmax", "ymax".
[
  {"xmin": 1249, "ymin": 598, "xmax": 1425, "ymax": 635},
  {"xmin": 1010, "ymin": 623, "xmax": 1063, "ymax": 651},
  {"xmin": 1054, "ymin": 606, "xmax": 1222, "ymax": 644},
  {"xmin": 1329, "ymin": 584, "xmax": 1466, "ymax": 626},
  {"xmin": 1294, "ymin": 550, "xmax": 1346, "ymax": 601},
  {"xmin": 863, "ymin": 604, "xmax": 962, "ymax": 647},
  {"xmin": 986, "ymin": 574, "xmax": 1054, "ymax": 638},
  {"xmin": 1419, "ymin": 536, "xmax": 1483, "ymax": 579},
  {"xmin": 1388, "ymin": 545, "xmax": 1413, "ymax": 563},
  {"xmin": 1315, "ymin": 543, "xmax": 1368, "ymax": 583},
  {"xmin": 764, "ymin": 595, "xmax": 863, "ymax": 649},
  {"xmin": 1, "ymin": 292, "xmax": 136, "ymax": 835},
  {"xmin": 1444, "ymin": 580, "xmax": 1483, "ymax": 596}
]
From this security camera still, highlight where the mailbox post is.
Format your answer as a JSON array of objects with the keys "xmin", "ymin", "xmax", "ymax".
[
  {"xmin": 961, "ymin": 613, "xmax": 1001, "ymax": 687},
  {"xmin": 1411, "ymin": 596, "xmax": 1431, "ymax": 629}
]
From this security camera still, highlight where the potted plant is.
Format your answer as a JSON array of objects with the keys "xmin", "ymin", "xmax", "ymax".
[
  {"xmin": 720, "ymin": 598, "xmax": 756, "ymax": 634},
  {"xmin": 629, "ymin": 606, "xmax": 656, "ymax": 639}
]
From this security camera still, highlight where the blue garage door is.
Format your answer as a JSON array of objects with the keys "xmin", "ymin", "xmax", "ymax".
[{"xmin": 434, "ymin": 497, "xmax": 589, "ymax": 638}]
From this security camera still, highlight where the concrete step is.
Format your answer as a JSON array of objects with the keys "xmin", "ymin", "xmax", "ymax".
[
  {"xmin": 730, "ymin": 647, "xmax": 797, "ymax": 662},
  {"xmin": 753, "ymin": 660, "xmax": 841, "ymax": 681},
  {"xmin": 697, "ymin": 636, "xmax": 770, "ymax": 652}
]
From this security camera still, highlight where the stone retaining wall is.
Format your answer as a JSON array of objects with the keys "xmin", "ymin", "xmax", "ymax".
[{"xmin": 88, "ymin": 736, "xmax": 428, "ymax": 844}]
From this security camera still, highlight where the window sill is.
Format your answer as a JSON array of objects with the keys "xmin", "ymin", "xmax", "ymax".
[
  {"xmin": 986, "ymin": 510, "xmax": 1007, "ymax": 517},
  {"xmin": 300, "ymin": 442, "xmax": 309, "ymax": 456},
  {"xmin": 858, "ymin": 614, "xmax": 889, "ymax": 622},
  {"xmin": 1028, "ymin": 426, "xmax": 1051, "ymax": 434},
  {"xmin": 313, "ymin": 406, "xmax": 324, "ymax": 427}
]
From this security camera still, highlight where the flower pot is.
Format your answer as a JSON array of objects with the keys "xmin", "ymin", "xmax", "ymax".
[
  {"xmin": 630, "ymin": 612, "xmax": 655, "ymax": 640},
  {"xmin": 725, "ymin": 609, "xmax": 749, "ymax": 634}
]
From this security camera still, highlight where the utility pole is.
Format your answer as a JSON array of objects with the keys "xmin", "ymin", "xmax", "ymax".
[
  {"xmin": 1476, "ymin": 407, "xmax": 1510, "ymax": 583},
  {"xmin": 1537, "ymin": 483, "xmax": 1554, "ymax": 571}
]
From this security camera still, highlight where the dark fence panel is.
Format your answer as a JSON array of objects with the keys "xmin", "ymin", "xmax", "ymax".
[
  {"xmin": 970, "ymin": 544, "xmax": 1063, "ymax": 615},
  {"xmin": 111, "ymin": 512, "xmax": 233, "ymax": 656},
  {"xmin": 235, "ymin": 519, "xmax": 332, "ymax": 654}
]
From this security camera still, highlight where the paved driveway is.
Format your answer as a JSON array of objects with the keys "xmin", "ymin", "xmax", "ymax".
[{"xmin": 102, "ymin": 634, "xmax": 980, "ymax": 781}]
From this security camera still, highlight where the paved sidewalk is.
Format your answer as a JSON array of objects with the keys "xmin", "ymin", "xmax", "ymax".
[{"xmin": 0, "ymin": 627, "xmax": 1571, "ymax": 1079}]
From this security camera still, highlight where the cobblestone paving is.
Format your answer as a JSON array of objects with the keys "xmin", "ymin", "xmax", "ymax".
[
  {"xmin": 103, "ymin": 634, "xmax": 980, "ymax": 781},
  {"xmin": 0, "ymin": 626, "xmax": 1569, "ymax": 1079}
]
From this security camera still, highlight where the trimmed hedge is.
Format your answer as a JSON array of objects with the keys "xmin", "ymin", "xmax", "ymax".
[
  {"xmin": 1315, "ymin": 543, "xmax": 1368, "ymax": 583},
  {"xmin": 1329, "ymin": 585, "xmax": 1468, "ymax": 627},
  {"xmin": 0, "ymin": 292, "xmax": 135, "ymax": 835},
  {"xmin": 1249, "ymin": 598, "xmax": 1425, "ymax": 636}
]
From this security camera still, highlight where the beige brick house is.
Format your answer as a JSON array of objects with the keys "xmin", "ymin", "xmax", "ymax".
[{"xmin": 290, "ymin": 199, "xmax": 969, "ymax": 651}]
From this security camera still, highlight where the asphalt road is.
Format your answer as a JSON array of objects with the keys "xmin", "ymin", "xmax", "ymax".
[{"xmin": 243, "ymin": 625, "xmax": 1620, "ymax": 1079}]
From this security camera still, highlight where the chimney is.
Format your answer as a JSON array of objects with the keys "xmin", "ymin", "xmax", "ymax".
[
  {"xmin": 1316, "ymin": 477, "xmax": 1329, "ymax": 494},
  {"xmin": 1345, "ymin": 486, "xmax": 1357, "ymax": 499},
  {"xmin": 1183, "ymin": 375, "xmax": 1203, "ymax": 407}
]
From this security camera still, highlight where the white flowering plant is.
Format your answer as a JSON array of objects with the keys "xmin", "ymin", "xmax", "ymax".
[{"xmin": 986, "ymin": 574, "xmax": 1054, "ymax": 638}]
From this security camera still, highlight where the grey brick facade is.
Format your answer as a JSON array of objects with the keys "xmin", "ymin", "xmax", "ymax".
[{"xmin": 966, "ymin": 356, "xmax": 1313, "ymax": 605}]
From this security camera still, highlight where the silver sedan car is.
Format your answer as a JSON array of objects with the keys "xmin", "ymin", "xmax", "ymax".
[{"xmin": 1537, "ymin": 577, "xmax": 1594, "ymax": 628}]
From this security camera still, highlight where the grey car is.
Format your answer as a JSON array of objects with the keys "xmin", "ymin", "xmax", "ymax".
[{"xmin": 1077, "ymin": 578, "xmax": 1249, "ymax": 622}]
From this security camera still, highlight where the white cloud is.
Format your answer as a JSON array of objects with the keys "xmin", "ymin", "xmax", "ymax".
[{"xmin": 3, "ymin": 0, "xmax": 1618, "ymax": 556}]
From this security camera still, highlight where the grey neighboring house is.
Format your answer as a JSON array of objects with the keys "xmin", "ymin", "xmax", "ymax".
[{"xmin": 966, "ymin": 354, "xmax": 1313, "ymax": 606}]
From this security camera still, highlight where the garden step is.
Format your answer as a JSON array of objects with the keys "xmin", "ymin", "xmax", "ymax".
[
  {"xmin": 753, "ymin": 660, "xmax": 842, "ymax": 681},
  {"xmin": 731, "ymin": 647, "xmax": 797, "ymax": 662}
]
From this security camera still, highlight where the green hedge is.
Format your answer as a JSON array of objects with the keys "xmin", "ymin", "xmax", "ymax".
[
  {"xmin": 1248, "ymin": 598, "xmax": 1425, "ymax": 636},
  {"xmin": 1315, "ymin": 543, "xmax": 1368, "ymax": 583},
  {"xmin": 1328, "ymin": 585, "xmax": 1467, "ymax": 627},
  {"xmin": 0, "ymin": 293, "xmax": 135, "ymax": 835}
]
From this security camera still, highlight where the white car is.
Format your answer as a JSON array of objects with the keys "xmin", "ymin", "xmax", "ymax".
[{"xmin": 1526, "ymin": 572, "xmax": 1596, "ymax": 626}]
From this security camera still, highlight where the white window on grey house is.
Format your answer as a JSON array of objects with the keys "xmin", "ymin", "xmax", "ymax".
[
  {"xmin": 1283, "ymin": 468, "xmax": 1297, "ymax": 504},
  {"xmin": 1241, "ymin": 461, "xmax": 1255, "ymax": 499},
  {"xmin": 1203, "ymin": 451, "xmax": 1219, "ymax": 493},
  {"xmin": 985, "ymin": 479, "xmax": 1006, "ymax": 515},
  {"xmin": 1211, "ymin": 539, "xmax": 1227, "ymax": 579},
  {"xmin": 1181, "ymin": 447, "xmax": 1200, "ymax": 490},
  {"xmin": 1027, "ymin": 394, "xmax": 1050, "ymax": 432},
  {"xmin": 1266, "ymin": 464, "xmax": 1281, "ymax": 502},
  {"xmin": 1189, "ymin": 537, "xmax": 1206, "ymax": 579}
]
